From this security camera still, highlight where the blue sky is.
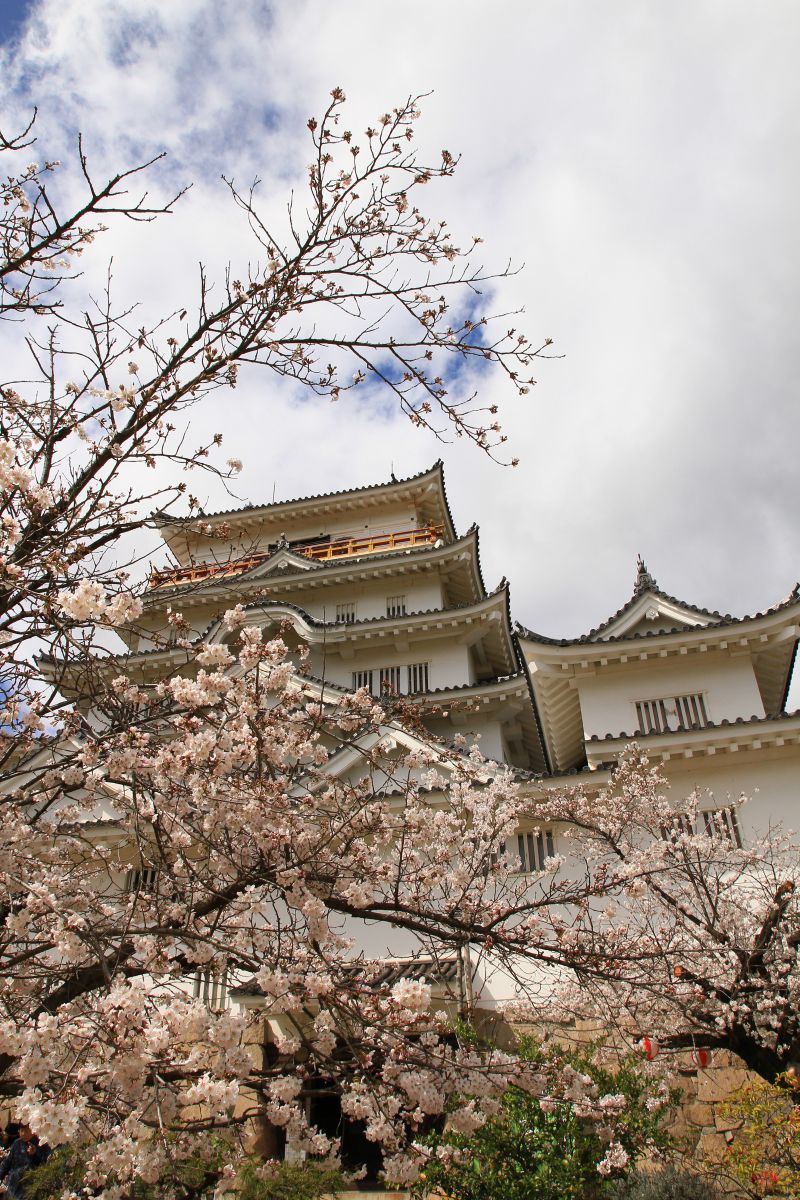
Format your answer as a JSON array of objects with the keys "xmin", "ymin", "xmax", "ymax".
[
  {"xmin": 1, "ymin": 0, "xmax": 799, "ymax": 668},
  {"xmin": 0, "ymin": 0, "xmax": 33, "ymax": 46}
]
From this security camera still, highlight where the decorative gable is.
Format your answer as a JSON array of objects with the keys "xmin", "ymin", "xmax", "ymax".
[
  {"xmin": 245, "ymin": 548, "xmax": 324, "ymax": 578},
  {"xmin": 598, "ymin": 592, "xmax": 713, "ymax": 640}
]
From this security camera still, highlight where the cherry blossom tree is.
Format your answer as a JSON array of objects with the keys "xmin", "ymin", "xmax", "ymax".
[
  {"xmin": 0, "ymin": 90, "xmax": 552, "ymax": 741},
  {"xmin": 0, "ymin": 95, "xmax": 594, "ymax": 1192},
  {"xmin": 2, "ymin": 90, "xmax": 794, "ymax": 1195},
  {"xmin": 2, "ymin": 616, "xmax": 655, "ymax": 1190},
  {"xmin": 530, "ymin": 748, "xmax": 800, "ymax": 1087}
]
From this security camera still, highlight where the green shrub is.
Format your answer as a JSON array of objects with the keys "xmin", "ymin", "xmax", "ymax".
[
  {"xmin": 412, "ymin": 1038, "xmax": 678, "ymax": 1200},
  {"xmin": 24, "ymin": 1148, "xmax": 88, "ymax": 1200},
  {"xmin": 237, "ymin": 1160, "xmax": 344, "ymax": 1200},
  {"xmin": 24, "ymin": 1147, "xmax": 343, "ymax": 1200},
  {"xmin": 717, "ymin": 1074, "xmax": 800, "ymax": 1198}
]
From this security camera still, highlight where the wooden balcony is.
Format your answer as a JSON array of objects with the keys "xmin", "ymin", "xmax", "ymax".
[{"xmin": 149, "ymin": 525, "xmax": 445, "ymax": 590}]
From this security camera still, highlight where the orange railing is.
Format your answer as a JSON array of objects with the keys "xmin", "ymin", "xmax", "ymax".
[{"xmin": 149, "ymin": 525, "xmax": 444, "ymax": 590}]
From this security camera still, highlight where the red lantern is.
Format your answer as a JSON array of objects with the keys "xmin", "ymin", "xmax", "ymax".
[
  {"xmin": 639, "ymin": 1036, "xmax": 659, "ymax": 1061},
  {"xmin": 691, "ymin": 1048, "xmax": 713, "ymax": 1068}
]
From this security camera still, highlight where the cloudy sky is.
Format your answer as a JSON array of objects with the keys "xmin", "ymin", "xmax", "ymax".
[{"xmin": 1, "ymin": 0, "xmax": 798, "ymax": 651}]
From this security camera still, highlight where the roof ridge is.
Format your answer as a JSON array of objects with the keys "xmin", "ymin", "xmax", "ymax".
[
  {"xmin": 155, "ymin": 461, "xmax": 446, "ymax": 527},
  {"xmin": 517, "ymin": 584, "xmax": 800, "ymax": 647}
]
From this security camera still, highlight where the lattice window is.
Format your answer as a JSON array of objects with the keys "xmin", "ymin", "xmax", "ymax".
[
  {"xmin": 336, "ymin": 602, "xmax": 357, "ymax": 624},
  {"xmin": 635, "ymin": 692, "xmax": 709, "ymax": 734},
  {"xmin": 379, "ymin": 666, "xmax": 402, "ymax": 695},
  {"xmin": 352, "ymin": 667, "xmax": 402, "ymax": 696},
  {"xmin": 407, "ymin": 662, "xmax": 430, "ymax": 693},
  {"xmin": 387, "ymin": 594, "xmax": 407, "ymax": 618},
  {"xmin": 353, "ymin": 670, "xmax": 374, "ymax": 693},
  {"xmin": 513, "ymin": 829, "xmax": 556, "ymax": 873},
  {"xmin": 125, "ymin": 867, "xmax": 159, "ymax": 894},
  {"xmin": 662, "ymin": 805, "xmax": 742, "ymax": 847},
  {"xmin": 701, "ymin": 805, "xmax": 742, "ymax": 847},
  {"xmin": 193, "ymin": 968, "xmax": 228, "ymax": 1011}
]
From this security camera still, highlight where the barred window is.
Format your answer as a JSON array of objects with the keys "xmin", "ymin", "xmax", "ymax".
[
  {"xmin": 407, "ymin": 662, "xmax": 430, "ymax": 693},
  {"xmin": 193, "ymin": 968, "xmax": 228, "ymax": 1011},
  {"xmin": 387, "ymin": 594, "xmax": 407, "ymax": 618},
  {"xmin": 336, "ymin": 602, "xmax": 357, "ymax": 624},
  {"xmin": 379, "ymin": 666, "xmax": 402, "ymax": 695},
  {"xmin": 125, "ymin": 867, "xmax": 159, "ymax": 894},
  {"xmin": 700, "ymin": 805, "xmax": 742, "ymax": 847},
  {"xmin": 353, "ymin": 666, "xmax": 404, "ymax": 696},
  {"xmin": 662, "ymin": 805, "xmax": 742, "ymax": 848},
  {"xmin": 635, "ymin": 692, "xmax": 709, "ymax": 734},
  {"xmin": 513, "ymin": 829, "xmax": 556, "ymax": 873}
]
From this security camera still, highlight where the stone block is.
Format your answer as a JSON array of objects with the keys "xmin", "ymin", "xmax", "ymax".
[
  {"xmin": 714, "ymin": 1109, "xmax": 743, "ymax": 1133},
  {"xmin": 696, "ymin": 1067, "xmax": 752, "ymax": 1102},
  {"xmin": 697, "ymin": 1129, "xmax": 729, "ymax": 1160},
  {"xmin": 684, "ymin": 1101, "xmax": 714, "ymax": 1127}
]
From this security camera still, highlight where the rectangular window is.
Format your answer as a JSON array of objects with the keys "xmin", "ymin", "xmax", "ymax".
[
  {"xmin": 193, "ymin": 968, "xmax": 228, "ymax": 1011},
  {"xmin": 701, "ymin": 805, "xmax": 742, "ymax": 847},
  {"xmin": 379, "ymin": 666, "xmax": 402, "ymax": 695},
  {"xmin": 407, "ymin": 662, "xmax": 429, "ymax": 693},
  {"xmin": 353, "ymin": 667, "xmax": 403, "ymax": 696},
  {"xmin": 387, "ymin": 594, "xmax": 407, "ymax": 618},
  {"xmin": 662, "ymin": 805, "xmax": 742, "ymax": 847},
  {"xmin": 635, "ymin": 692, "xmax": 709, "ymax": 734},
  {"xmin": 513, "ymin": 829, "xmax": 556, "ymax": 873},
  {"xmin": 125, "ymin": 867, "xmax": 159, "ymax": 894},
  {"xmin": 336, "ymin": 602, "xmax": 357, "ymax": 624}
]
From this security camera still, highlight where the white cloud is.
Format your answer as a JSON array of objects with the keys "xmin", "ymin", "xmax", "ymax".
[{"xmin": 2, "ymin": 0, "xmax": 799, "ymax": 680}]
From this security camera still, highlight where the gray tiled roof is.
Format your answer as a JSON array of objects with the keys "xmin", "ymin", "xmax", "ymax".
[
  {"xmin": 230, "ymin": 956, "xmax": 461, "ymax": 999},
  {"xmin": 156, "ymin": 460, "xmax": 456, "ymax": 532},
  {"xmin": 516, "ymin": 583, "xmax": 800, "ymax": 647}
]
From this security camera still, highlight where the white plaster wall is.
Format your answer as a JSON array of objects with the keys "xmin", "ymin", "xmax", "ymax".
[
  {"xmin": 656, "ymin": 746, "xmax": 800, "ymax": 837},
  {"xmin": 577, "ymin": 652, "xmax": 765, "ymax": 740},
  {"xmin": 425, "ymin": 713, "xmax": 507, "ymax": 761},
  {"xmin": 135, "ymin": 577, "xmax": 446, "ymax": 649},
  {"xmin": 296, "ymin": 575, "xmax": 443, "ymax": 623},
  {"xmin": 315, "ymin": 636, "xmax": 473, "ymax": 693}
]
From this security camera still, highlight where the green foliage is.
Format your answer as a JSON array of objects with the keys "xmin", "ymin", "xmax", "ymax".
[
  {"xmin": 23, "ymin": 1146, "xmax": 343, "ymax": 1200},
  {"xmin": 412, "ymin": 1037, "xmax": 678, "ymax": 1200},
  {"xmin": 718, "ymin": 1073, "xmax": 800, "ymax": 1197},
  {"xmin": 236, "ymin": 1160, "xmax": 344, "ymax": 1200},
  {"xmin": 24, "ymin": 1148, "xmax": 88, "ymax": 1200},
  {"xmin": 608, "ymin": 1166, "xmax": 722, "ymax": 1200}
]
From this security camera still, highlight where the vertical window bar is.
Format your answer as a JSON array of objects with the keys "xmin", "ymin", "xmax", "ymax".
[{"xmin": 636, "ymin": 693, "xmax": 709, "ymax": 733}]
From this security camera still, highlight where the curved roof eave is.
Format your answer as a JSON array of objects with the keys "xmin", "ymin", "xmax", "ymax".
[
  {"xmin": 155, "ymin": 461, "xmax": 457, "ymax": 549},
  {"xmin": 101, "ymin": 582, "xmax": 516, "ymax": 672},
  {"xmin": 516, "ymin": 583, "xmax": 800, "ymax": 648},
  {"xmin": 210, "ymin": 580, "xmax": 517, "ymax": 655}
]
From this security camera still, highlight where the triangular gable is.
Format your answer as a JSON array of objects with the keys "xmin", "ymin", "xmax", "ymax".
[
  {"xmin": 597, "ymin": 591, "xmax": 716, "ymax": 641},
  {"xmin": 243, "ymin": 548, "xmax": 324, "ymax": 578},
  {"xmin": 301, "ymin": 718, "xmax": 494, "ymax": 796}
]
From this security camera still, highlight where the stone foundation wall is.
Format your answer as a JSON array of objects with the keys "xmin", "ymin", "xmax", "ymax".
[{"xmin": 667, "ymin": 1051, "xmax": 755, "ymax": 1166}]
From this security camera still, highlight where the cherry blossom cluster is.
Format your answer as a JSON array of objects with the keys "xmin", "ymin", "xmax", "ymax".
[{"xmin": 0, "ymin": 619, "xmax": 651, "ymax": 1191}]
